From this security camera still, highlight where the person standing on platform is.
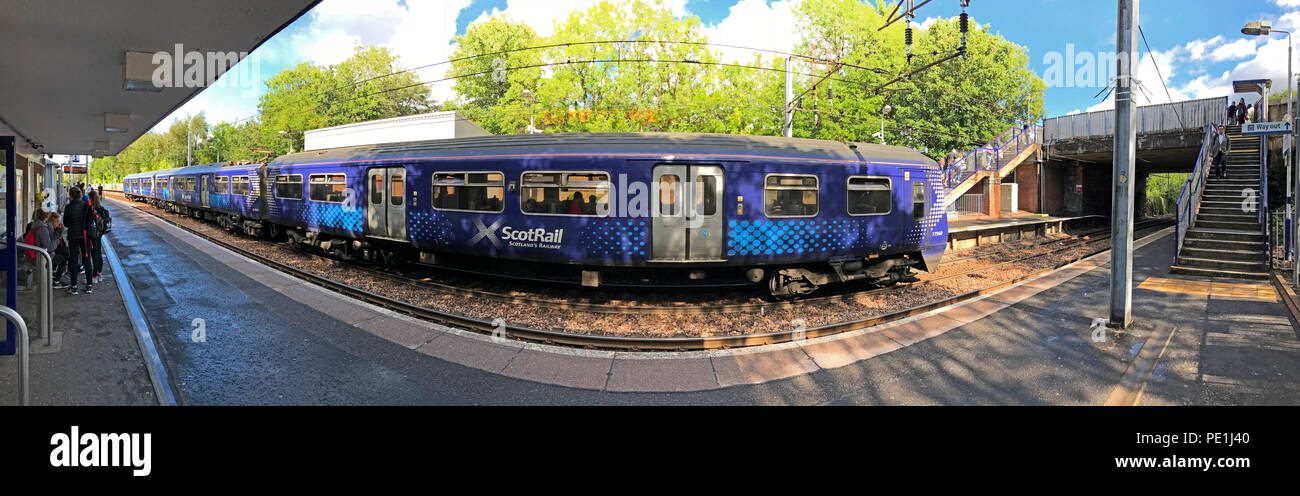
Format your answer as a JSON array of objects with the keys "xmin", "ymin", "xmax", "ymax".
[
  {"xmin": 1213, "ymin": 125, "xmax": 1229, "ymax": 179},
  {"xmin": 87, "ymin": 191, "xmax": 105, "ymax": 284},
  {"xmin": 1228, "ymin": 101, "xmax": 1238, "ymax": 124},
  {"xmin": 62, "ymin": 187, "xmax": 94, "ymax": 295}
]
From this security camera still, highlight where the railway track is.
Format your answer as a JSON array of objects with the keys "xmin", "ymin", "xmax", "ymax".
[{"xmin": 107, "ymin": 192, "xmax": 1171, "ymax": 351}]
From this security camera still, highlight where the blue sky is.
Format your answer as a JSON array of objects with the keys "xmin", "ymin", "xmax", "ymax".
[{"xmin": 159, "ymin": 0, "xmax": 1300, "ymax": 132}]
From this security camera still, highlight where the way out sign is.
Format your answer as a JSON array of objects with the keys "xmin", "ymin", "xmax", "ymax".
[{"xmin": 1242, "ymin": 121, "xmax": 1293, "ymax": 135}]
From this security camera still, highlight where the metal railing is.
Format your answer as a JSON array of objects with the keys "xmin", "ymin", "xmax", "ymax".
[
  {"xmin": 17, "ymin": 242, "xmax": 52, "ymax": 345},
  {"xmin": 1, "ymin": 306, "xmax": 30, "ymax": 405},
  {"xmin": 945, "ymin": 123, "xmax": 1043, "ymax": 190},
  {"xmin": 1261, "ymin": 130, "xmax": 1270, "ymax": 269},
  {"xmin": 1174, "ymin": 122, "xmax": 1219, "ymax": 261},
  {"xmin": 1044, "ymin": 96, "xmax": 1229, "ymax": 142}
]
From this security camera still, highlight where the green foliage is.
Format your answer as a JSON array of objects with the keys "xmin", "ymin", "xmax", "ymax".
[
  {"xmin": 446, "ymin": 0, "xmax": 1044, "ymax": 158},
  {"xmin": 96, "ymin": 46, "xmax": 431, "ymax": 182},
  {"xmin": 98, "ymin": 0, "xmax": 1045, "ymax": 182},
  {"xmin": 1145, "ymin": 173, "xmax": 1191, "ymax": 216}
]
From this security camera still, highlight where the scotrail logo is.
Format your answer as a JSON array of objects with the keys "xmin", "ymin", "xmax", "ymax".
[
  {"xmin": 49, "ymin": 426, "xmax": 152, "ymax": 477},
  {"xmin": 470, "ymin": 218, "xmax": 564, "ymax": 250}
]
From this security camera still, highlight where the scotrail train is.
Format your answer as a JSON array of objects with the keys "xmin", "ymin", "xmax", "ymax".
[{"xmin": 122, "ymin": 133, "xmax": 948, "ymax": 297}]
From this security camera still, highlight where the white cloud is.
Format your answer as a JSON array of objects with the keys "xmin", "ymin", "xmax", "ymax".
[{"xmin": 700, "ymin": 0, "xmax": 803, "ymax": 63}]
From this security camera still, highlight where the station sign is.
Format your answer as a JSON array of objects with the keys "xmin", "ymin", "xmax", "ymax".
[{"xmin": 1242, "ymin": 121, "xmax": 1293, "ymax": 135}]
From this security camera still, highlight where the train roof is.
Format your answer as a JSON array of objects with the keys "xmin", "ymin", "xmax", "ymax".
[{"xmin": 272, "ymin": 132, "xmax": 939, "ymax": 168}]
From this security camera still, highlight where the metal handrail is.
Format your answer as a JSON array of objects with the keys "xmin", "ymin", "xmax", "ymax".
[
  {"xmin": 1261, "ymin": 131, "xmax": 1270, "ymax": 268},
  {"xmin": 0, "ymin": 306, "xmax": 30, "ymax": 405},
  {"xmin": 1173, "ymin": 100, "xmax": 1228, "ymax": 260},
  {"xmin": 945, "ymin": 123, "xmax": 1043, "ymax": 189},
  {"xmin": 16, "ymin": 242, "xmax": 53, "ymax": 346}
]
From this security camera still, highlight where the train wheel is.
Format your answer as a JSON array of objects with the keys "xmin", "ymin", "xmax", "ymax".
[{"xmin": 769, "ymin": 270, "xmax": 817, "ymax": 300}]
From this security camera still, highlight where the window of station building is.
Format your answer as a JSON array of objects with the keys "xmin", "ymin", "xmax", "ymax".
[
  {"xmin": 763, "ymin": 174, "xmax": 819, "ymax": 217},
  {"xmin": 847, "ymin": 177, "xmax": 892, "ymax": 216},
  {"xmin": 308, "ymin": 173, "xmax": 347, "ymax": 203},
  {"xmin": 390, "ymin": 173, "xmax": 404, "ymax": 206},
  {"xmin": 215, "ymin": 176, "xmax": 230, "ymax": 194},
  {"xmin": 912, "ymin": 181, "xmax": 927, "ymax": 222},
  {"xmin": 274, "ymin": 174, "xmax": 303, "ymax": 200},
  {"xmin": 231, "ymin": 176, "xmax": 251, "ymax": 196},
  {"xmin": 521, "ymin": 171, "xmax": 610, "ymax": 216},
  {"xmin": 433, "ymin": 172, "xmax": 504, "ymax": 212}
]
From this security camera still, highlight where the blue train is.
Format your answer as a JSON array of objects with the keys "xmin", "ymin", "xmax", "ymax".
[{"xmin": 123, "ymin": 133, "xmax": 948, "ymax": 297}]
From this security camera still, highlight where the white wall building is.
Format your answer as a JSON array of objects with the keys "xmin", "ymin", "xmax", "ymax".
[{"xmin": 304, "ymin": 111, "xmax": 491, "ymax": 151}]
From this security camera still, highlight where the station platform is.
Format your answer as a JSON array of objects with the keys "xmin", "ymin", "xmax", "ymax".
[
  {"xmin": 0, "ymin": 237, "xmax": 158, "ymax": 405},
  {"xmin": 5, "ymin": 199, "xmax": 1296, "ymax": 405},
  {"xmin": 946, "ymin": 214, "xmax": 1103, "ymax": 250}
]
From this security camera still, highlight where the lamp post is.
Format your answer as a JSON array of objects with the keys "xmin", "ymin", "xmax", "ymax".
[
  {"xmin": 522, "ymin": 89, "xmax": 538, "ymax": 134},
  {"xmin": 1243, "ymin": 20, "xmax": 1296, "ymax": 285},
  {"xmin": 880, "ymin": 104, "xmax": 893, "ymax": 145},
  {"xmin": 278, "ymin": 130, "xmax": 294, "ymax": 154}
]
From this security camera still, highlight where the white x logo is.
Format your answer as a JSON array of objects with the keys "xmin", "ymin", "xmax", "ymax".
[{"xmin": 470, "ymin": 217, "xmax": 505, "ymax": 249}]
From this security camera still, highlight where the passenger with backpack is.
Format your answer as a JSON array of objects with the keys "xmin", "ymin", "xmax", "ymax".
[
  {"xmin": 87, "ymin": 191, "xmax": 109, "ymax": 283},
  {"xmin": 62, "ymin": 187, "xmax": 94, "ymax": 295}
]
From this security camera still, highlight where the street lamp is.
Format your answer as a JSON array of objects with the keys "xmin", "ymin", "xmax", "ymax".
[
  {"xmin": 522, "ymin": 89, "xmax": 538, "ymax": 134},
  {"xmin": 879, "ymin": 104, "xmax": 894, "ymax": 145},
  {"xmin": 1243, "ymin": 19, "xmax": 1297, "ymax": 285},
  {"xmin": 278, "ymin": 130, "xmax": 294, "ymax": 154}
]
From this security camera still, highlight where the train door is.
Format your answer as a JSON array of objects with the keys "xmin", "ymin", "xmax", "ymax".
[
  {"xmin": 651, "ymin": 164, "xmax": 724, "ymax": 261},
  {"xmin": 200, "ymin": 174, "xmax": 211, "ymax": 207},
  {"xmin": 367, "ymin": 167, "xmax": 407, "ymax": 241}
]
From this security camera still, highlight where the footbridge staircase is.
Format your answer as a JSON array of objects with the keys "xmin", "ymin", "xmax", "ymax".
[{"xmin": 943, "ymin": 124, "xmax": 1042, "ymax": 212}]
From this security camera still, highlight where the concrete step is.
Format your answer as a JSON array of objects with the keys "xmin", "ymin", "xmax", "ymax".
[
  {"xmin": 1182, "ymin": 237, "xmax": 1264, "ymax": 252},
  {"xmin": 1198, "ymin": 207, "xmax": 1252, "ymax": 216},
  {"xmin": 1196, "ymin": 213, "xmax": 1259, "ymax": 223},
  {"xmin": 1195, "ymin": 219, "xmax": 1262, "ymax": 230},
  {"xmin": 1175, "ymin": 255, "xmax": 1265, "ymax": 273},
  {"xmin": 1169, "ymin": 265, "xmax": 1270, "ymax": 280},
  {"xmin": 1180, "ymin": 246, "xmax": 1264, "ymax": 262},
  {"xmin": 1185, "ymin": 228, "xmax": 1264, "ymax": 242},
  {"xmin": 1200, "ymin": 201, "xmax": 1259, "ymax": 211}
]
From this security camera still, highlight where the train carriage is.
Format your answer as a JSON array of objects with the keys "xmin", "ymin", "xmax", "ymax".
[
  {"xmin": 269, "ymin": 133, "xmax": 947, "ymax": 296},
  {"xmin": 117, "ymin": 133, "xmax": 947, "ymax": 296}
]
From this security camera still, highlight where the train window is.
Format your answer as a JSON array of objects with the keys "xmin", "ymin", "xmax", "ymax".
[
  {"xmin": 521, "ymin": 171, "xmax": 610, "ymax": 216},
  {"xmin": 764, "ymin": 174, "xmax": 819, "ymax": 217},
  {"xmin": 371, "ymin": 174, "xmax": 383, "ymax": 204},
  {"xmin": 694, "ymin": 175, "xmax": 717, "ymax": 216},
  {"xmin": 274, "ymin": 174, "xmax": 303, "ymax": 200},
  {"xmin": 658, "ymin": 175, "xmax": 680, "ymax": 216},
  {"xmin": 308, "ymin": 174, "xmax": 347, "ymax": 203},
  {"xmin": 912, "ymin": 181, "xmax": 927, "ymax": 222},
  {"xmin": 847, "ymin": 177, "xmax": 892, "ymax": 216},
  {"xmin": 231, "ymin": 176, "xmax": 251, "ymax": 196},
  {"xmin": 215, "ymin": 176, "xmax": 230, "ymax": 194},
  {"xmin": 433, "ymin": 172, "xmax": 505, "ymax": 212},
  {"xmin": 390, "ymin": 174, "xmax": 404, "ymax": 206}
]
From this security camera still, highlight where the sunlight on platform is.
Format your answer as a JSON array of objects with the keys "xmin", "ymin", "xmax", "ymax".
[{"xmin": 1138, "ymin": 276, "xmax": 1278, "ymax": 302}]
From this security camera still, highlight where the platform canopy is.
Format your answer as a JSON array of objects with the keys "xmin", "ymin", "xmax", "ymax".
[
  {"xmin": 0, "ymin": 0, "xmax": 320, "ymax": 157},
  {"xmin": 1233, "ymin": 79, "xmax": 1273, "ymax": 97}
]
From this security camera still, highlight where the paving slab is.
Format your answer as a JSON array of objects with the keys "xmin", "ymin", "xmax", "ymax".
[
  {"xmin": 713, "ymin": 346, "xmax": 820, "ymax": 388},
  {"xmin": 798, "ymin": 331, "xmax": 903, "ymax": 370},
  {"xmin": 606, "ymin": 357, "xmax": 717, "ymax": 392},
  {"xmin": 500, "ymin": 349, "xmax": 612, "ymax": 390}
]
